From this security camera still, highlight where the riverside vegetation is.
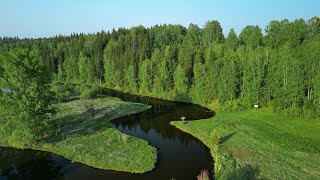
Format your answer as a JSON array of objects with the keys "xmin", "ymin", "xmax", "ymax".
[{"xmin": 1, "ymin": 17, "xmax": 320, "ymax": 179}]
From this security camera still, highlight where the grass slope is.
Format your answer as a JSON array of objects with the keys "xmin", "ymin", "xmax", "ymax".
[
  {"xmin": 171, "ymin": 109, "xmax": 320, "ymax": 179},
  {"xmin": 1, "ymin": 96, "xmax": 157, "ymax": 173}
]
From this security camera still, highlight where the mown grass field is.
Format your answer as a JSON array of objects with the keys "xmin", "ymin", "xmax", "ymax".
[
  {"xmin": 171, "ymin": 109, "xmax": 320, "ymax": 179},
  {"xmin": 1, "ymin": 96, "xmax": 157, "ymax": 173}
]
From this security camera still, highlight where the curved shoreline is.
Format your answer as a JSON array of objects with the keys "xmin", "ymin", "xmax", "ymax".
[
  {"xmin": 0, "ymin": 97, "xmax": 157, "ymax": 174},
  {"xmin": 1, "ymin": 90, "xmax": 215, "ymax": 179}
]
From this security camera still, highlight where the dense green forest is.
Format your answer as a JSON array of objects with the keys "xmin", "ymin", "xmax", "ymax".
[{"xmin": 1, "ymin": 17, "xmax": 320, "ymax": 119}]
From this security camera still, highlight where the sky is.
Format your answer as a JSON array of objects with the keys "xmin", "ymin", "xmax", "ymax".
[{"xmin": 1, "ymin": 0, "xmax": 319, "ymax": 38}]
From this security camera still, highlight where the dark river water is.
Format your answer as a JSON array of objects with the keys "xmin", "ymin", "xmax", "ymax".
[{"xmin": 0, "ymin": 89, "xmax": 215, "ymax": 180}]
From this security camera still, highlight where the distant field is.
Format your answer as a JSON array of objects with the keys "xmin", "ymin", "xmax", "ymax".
[
  {"xmin": 0, "ymin": 96, "xmax": 157, "ymax": 173},
  {"xmin": 171, "ymin": 109, "xmax": 320, "ymax": 179}
]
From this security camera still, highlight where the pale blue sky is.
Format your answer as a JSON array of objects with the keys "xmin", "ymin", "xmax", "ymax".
[{"xmin": 1, "ymin": 0, "xmax": 319, "ymax": 38}]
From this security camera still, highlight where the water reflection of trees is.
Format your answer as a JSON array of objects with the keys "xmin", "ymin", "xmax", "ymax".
[
  {"xmin": 113, "ymin": 114, "xmax": 203, "ymax": 147},
  {"xmin": 108, "ymin": 88, "xmax": 215, "ymax": 147},
  {"xmin": 0, "ymin": 147, "xmax": 64, "ymax": 180}
]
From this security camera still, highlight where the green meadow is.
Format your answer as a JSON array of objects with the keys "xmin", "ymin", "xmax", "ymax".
[{"xmin": 171, "ymin": 109, "xmax": 320, "ymax": 179}]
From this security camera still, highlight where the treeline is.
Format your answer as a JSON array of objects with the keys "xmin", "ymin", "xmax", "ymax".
[{"xmin": 1, "ymin": 17, "xmax": 320, "ymax": 117}]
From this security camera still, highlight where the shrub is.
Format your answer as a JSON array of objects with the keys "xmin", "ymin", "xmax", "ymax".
[
  {"xmin": 65, "ymin": 83, "xmax": 75, "ymax": 92},
  {"xmin": 80, "ymin": 84, "xmax": 91, "ymax": 93},
  {"xmin": 51, "ymin": 82, "xmax": 66, "ymax": 94},
  {"xmin": 91, "ymin": 84, "xmax": 102, "ymax": 94},
  {"xmin": 121, "ymin": 134, "xmax": 129, "ymax": 144},
  {"xmin": 74, "ymin": 85, "xmax": 81, "ymax": 96},
  {"xmin": 80, "ymin": 89, "xmax": 92, "ymax": 99},
  {"xmin": 51, "ymin": 82, "xmax": 77, "ymax": 102},
  {"xmin": 85, "ymin": 104, "xmax": 96, "ymax": 118},
  {"xmin": 64, "ymin": 90, "xmax": 72, "ymax": 97},
  {"xmin": 197, "ymin": 169, "xmax": 209, "ymax": 180},
  {"xmin": 80, "ymin": 88, "xmax": 98, "ymax": 100},
  {"xmin": 55, "ymin": 92, "xmax": 68, "ymax": 102},
  {"xmin": 80, "ymin": 84, "xmax": 101, "ymax": 99},
  {"xmin": 106, "ymin": 138, "xmax": 113, "ymax": 146},
  {"xmin": 210, "ymin": 130, "xmax": 219, "ymax": 148},
  {"xmin": 220, "ymin": 100, "xmax": 234, "ymax": 112},
  {"xmin": 80, "ymin": 84, "xmax": 102, "ymax": 100},
  {"xmin": 213, "ymin": 148, "xmax": 237, "ymax": 180},
  {"xmin": 229, "ymin": 99, "xmax": 245, "ymax": 111},
  {"xmin": 9, "ymin": 124, "xmax": 35, "ymax": 148},
  {"xmin": 56, "ymin": 90, "xmax": 72, "ymax": 102}
]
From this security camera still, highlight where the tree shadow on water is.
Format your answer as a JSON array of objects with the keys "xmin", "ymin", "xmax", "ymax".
[{"xmin": 173, "ymin": 93, "xmax": 192, "ymax": 102}]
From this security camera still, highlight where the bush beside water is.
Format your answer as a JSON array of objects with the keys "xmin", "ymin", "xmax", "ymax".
[{"xmin": 51, "ymin": 82, "xmax": 102, "ymax": 101}]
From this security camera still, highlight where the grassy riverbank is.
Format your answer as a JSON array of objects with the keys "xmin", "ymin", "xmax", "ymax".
[
  {"xmin": 171, "ymin": 109, "xmax": 320, "ymax": 179},
  {"xmin": 0, "ymin": 96, "xmax": 157, "ymax": 173}
]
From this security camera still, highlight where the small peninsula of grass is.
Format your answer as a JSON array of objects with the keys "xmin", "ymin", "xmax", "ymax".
[
  {"xmin": 0, "ymin": 96, "xmax": 157, "ymax": 173},
  {"xmin": 171, "ymin": 109, "xmax": 320, "ymax": 179}
]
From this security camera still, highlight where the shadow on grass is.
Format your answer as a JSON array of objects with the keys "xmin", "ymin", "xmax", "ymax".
[
  {"xmin": 216, "ymin": 133, "xmax": 261, "ymax": 179},
  {"xmin": 236, "ymin": 164, "xmax": 260, "ymax": 180},
  {"xmin": 217, "ymin": 160, "xmax": 260, "ymax": 180},
  {"xmin": 41, "ymin": 106, "xmax": 116, "ymax": 144},
  {"xmin": 220, "ymin": 132, "xmax": 236, "ymax": 144},
  {"xmin": 66, "ymin": 96, "xmax": 80, "ymax": 102}
]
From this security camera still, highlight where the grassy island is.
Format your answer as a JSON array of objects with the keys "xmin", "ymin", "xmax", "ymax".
[{"xmin": 0, "ymin": 96, "xmax": 157, "ymax": 173}]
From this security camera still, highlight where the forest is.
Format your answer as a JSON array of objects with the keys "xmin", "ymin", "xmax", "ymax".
[
  {"xmin": 1, "ymin": 16, "xmax": 320, "ymax": 179},
  {"xmin": 1, "ymin": 17, "xmax": 320, "ymax": 119}
]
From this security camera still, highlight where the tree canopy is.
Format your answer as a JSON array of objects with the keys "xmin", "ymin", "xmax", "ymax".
[
  {"xmin": 0, "ymin": 49, "xmax": 54, "ymax": 147},
  {"xmin": 1, "ymin": 16, "xmax": 320, "ymax": 118}
]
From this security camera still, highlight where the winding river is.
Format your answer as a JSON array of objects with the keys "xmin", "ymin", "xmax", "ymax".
[{"xmin": 0, "ymin": 89, "xmax": 215, "ymax": 180}]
